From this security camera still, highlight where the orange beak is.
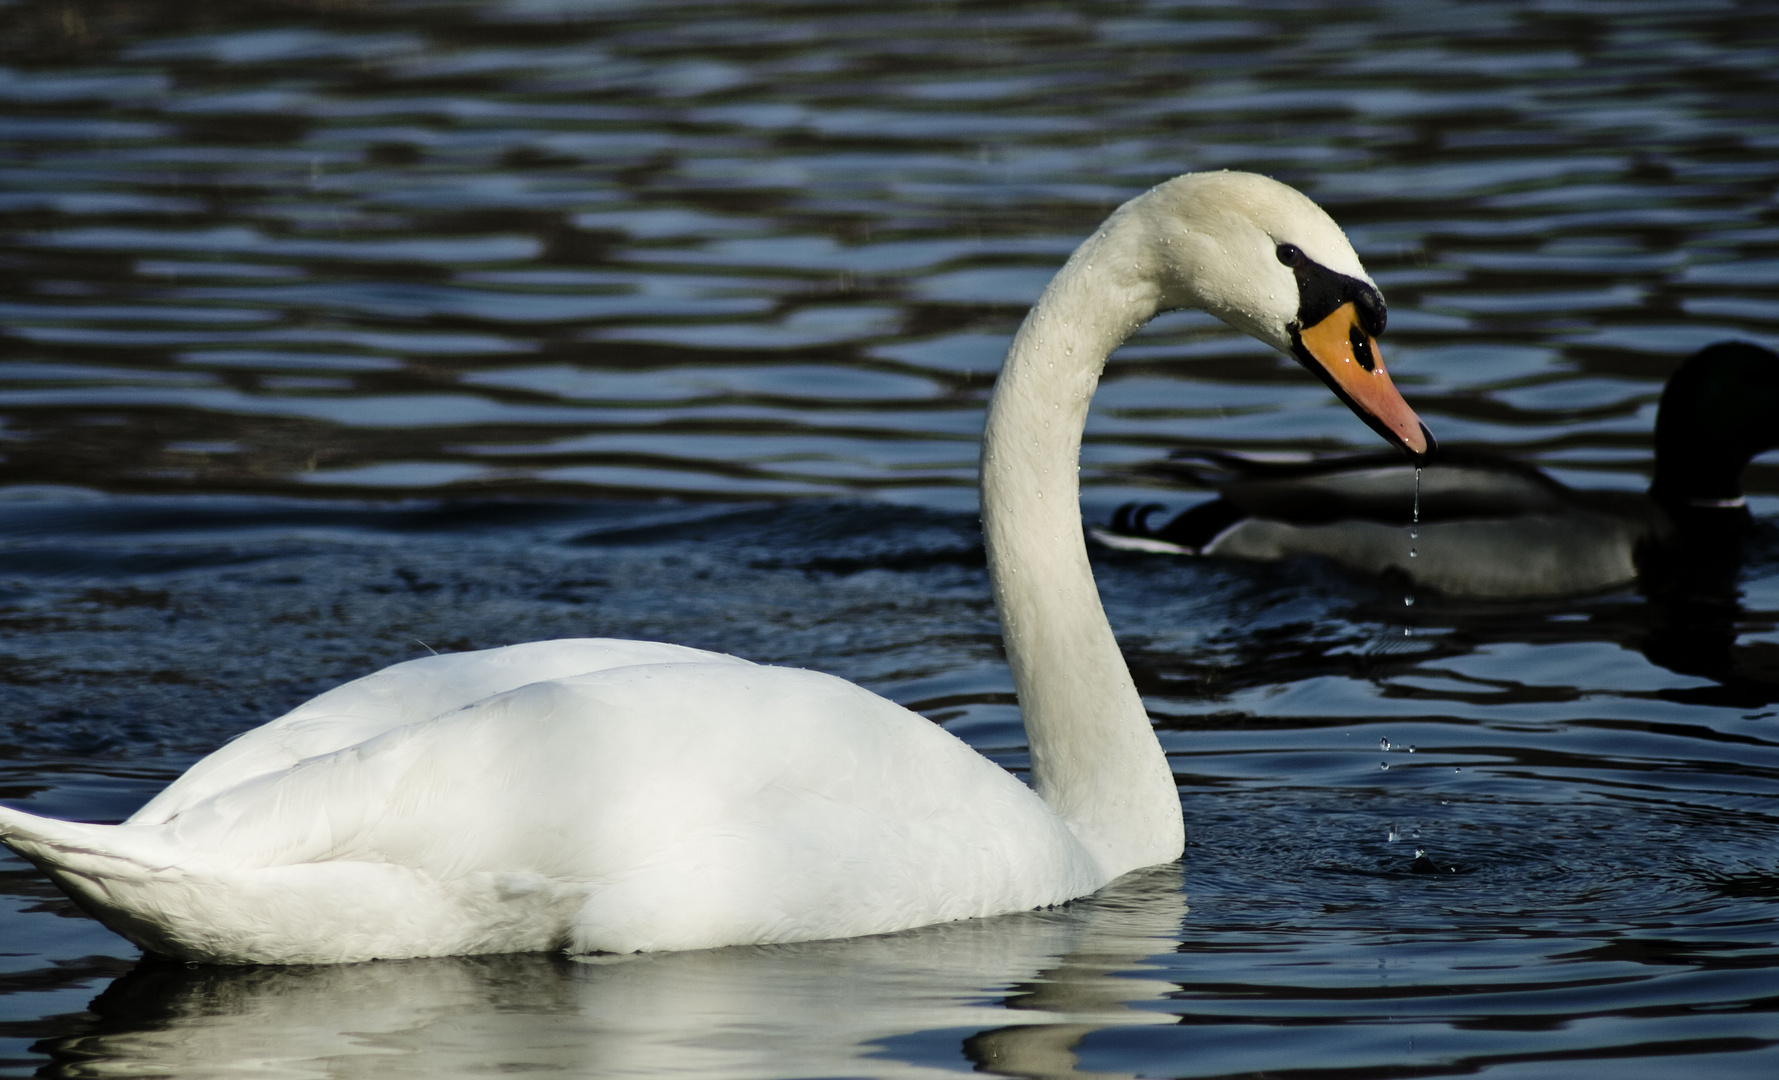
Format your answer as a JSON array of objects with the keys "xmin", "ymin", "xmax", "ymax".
[{"xmin": 1294, "ymin": 302, "xmax": 1432, "ymax": 463}]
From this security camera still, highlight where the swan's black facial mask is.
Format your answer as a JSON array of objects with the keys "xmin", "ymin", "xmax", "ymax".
[
  {"xmin": 1276, "ymin": 242, "xmax": 1387, "ymax": 338},
  {"xmin": 1276, "ymin": 243, "xmax": 1432, "ymax": 463}
]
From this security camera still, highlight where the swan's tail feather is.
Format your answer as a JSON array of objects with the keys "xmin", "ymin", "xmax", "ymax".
[
  {"xmin": 0, "ymin": 803, "xmax": 171, "ymax": 882},
  {"xmin": 0, "ymin": 804, "xmax": 213, "ymax": 959}
]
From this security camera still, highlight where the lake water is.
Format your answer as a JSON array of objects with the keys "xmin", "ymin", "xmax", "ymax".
[{"xmin": 3, "ymin": 0, "xmax": 1779, "ymax": 1076}]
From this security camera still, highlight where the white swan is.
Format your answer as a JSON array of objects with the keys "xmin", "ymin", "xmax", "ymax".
[{"xmin": 0, "ymin": 171, "xmax": 1430, "ymax": 964}]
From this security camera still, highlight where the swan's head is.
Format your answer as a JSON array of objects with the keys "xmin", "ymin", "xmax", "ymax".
[{"xmin": 1136, "ymin": 171, "xmax": 1433, "ymax": 463}]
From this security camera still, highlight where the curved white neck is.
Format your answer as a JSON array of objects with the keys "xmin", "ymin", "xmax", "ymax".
[{"xmin": 981, "ymin": 206, "xmax": 1185, "ymax": 878}]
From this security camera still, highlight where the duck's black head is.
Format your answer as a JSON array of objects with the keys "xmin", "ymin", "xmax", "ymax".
[{"xmin": 1650, "ymin": 341, "xmax": 1779, "ymax": 510}]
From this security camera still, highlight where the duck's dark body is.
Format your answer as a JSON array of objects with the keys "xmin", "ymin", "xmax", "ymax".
[{"xmin": 1098, "ymin": 342, "xmax": 1779, "ymax": 600}]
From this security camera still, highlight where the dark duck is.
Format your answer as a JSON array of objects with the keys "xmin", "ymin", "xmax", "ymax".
[{"xmin": 1096, "ymin": 341, "xmax": 1779, "ymax": 601}]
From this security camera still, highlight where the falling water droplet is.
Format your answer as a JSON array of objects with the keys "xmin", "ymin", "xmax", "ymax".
[
  {"xmin": 1401, "ymin": 466, "xmax": 1422, "ymax": 606},
  {"xmin": 1407, "ymin": 745, "xmax": 1416, "ymax": 753},
  {"xmin": 1387, "ymin": 824, "xmax": 1400, "ymax": 842},
  {"xmin": 1379, "ymin": 761, "xmax": 1390, "ymax": 771},
  {"xmin": 1409, "ymin": 467, "xmax": 1422, "ymax": 561},
  {"xmin": 1380, "ymin": 737, "xmax": 1392, "ymax": 752}
]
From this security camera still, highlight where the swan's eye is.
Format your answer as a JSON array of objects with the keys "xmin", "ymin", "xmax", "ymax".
[
  {"xmin": 1349, "ymin": 325, "xmax": 1376, "ymax": 372},
  {"xmin": 1276, "ymin": 243, "xmax": 1304, "ymax": 267}
]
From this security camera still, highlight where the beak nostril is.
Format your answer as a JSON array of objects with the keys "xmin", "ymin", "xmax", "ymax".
[{"xmin": 1349, "ymin": 326, "xmax": 1376, "ymax": 372}]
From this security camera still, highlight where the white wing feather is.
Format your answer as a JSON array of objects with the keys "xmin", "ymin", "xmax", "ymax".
[{"xmin": 130, "ymin": 639, "xmax": 745, "ymax": 825}]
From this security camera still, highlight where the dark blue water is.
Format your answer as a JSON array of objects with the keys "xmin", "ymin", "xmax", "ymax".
[{"xmin": 3, "ymin": 1, "xmax": 1779, "ymax": 1076}]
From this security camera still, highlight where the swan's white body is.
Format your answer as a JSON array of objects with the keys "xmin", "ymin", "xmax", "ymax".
[
  {"xmin": 0, "ymin": 171, "xmax": 1425, "ymax": 963},
  {"xmin": 7, "ymin": 641, "xmax": 1096, "ymax": 962}
]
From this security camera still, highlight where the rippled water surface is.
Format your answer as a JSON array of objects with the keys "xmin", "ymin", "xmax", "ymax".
[{"xmin": 3, "ymin": 0, "xmax": 1779, "ymax": 1076}]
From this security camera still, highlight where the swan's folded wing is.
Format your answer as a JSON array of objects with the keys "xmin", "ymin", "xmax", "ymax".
[
  {"xmin": 136, "ymin": 663, "xmax": 1096, "ymax": 952},
  {"xmin": 129, "ymin": 640, "xmax": 750, "ymax": 825},
  {"xmin": 155, "ymin": 663, "xmax": 1074, "ymax": 876}
]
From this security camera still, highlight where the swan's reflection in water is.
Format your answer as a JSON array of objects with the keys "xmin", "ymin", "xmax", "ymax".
[{"xmin": 42, "ymin": 866, "xmax": 1185, "ymax": 1079}]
